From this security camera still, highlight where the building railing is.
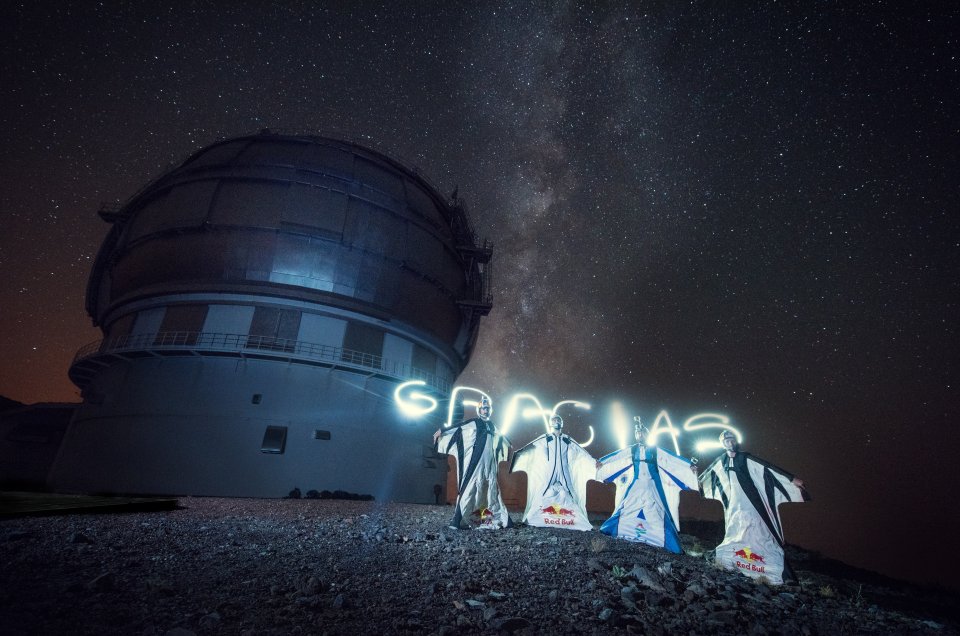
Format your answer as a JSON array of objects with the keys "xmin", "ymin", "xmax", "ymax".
[{"xmin": 71, "ymin": 331, "xmax": 452, "ymax": 394}]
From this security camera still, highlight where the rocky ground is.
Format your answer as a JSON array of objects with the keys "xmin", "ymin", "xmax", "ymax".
[{"xmin": 1, "ymin": 497, "xmax": 957, "ymax": 635}]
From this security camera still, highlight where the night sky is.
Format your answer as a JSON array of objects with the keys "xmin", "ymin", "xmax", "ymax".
[{"xmin": 1, "ymin": 2, "xmax": 957, "ymax": 589}]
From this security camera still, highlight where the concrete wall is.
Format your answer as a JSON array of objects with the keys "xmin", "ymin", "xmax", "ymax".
[{"xmin": 50, "ymin": 357, "xmax": 447, "ymax": 502}]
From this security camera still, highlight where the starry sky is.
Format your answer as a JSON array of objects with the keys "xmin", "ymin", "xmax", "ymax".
[{"xmin": 1, "ymin": 2, "xmax": 957, "ymax": 589}]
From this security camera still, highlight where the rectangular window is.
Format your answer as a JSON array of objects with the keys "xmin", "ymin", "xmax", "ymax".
[
  {"xmin": 313, "ymin": 429, "xmax": 331, "ymax": 440},
  {"xmin": 248, "ymin": 307, "xmax": 301, "ymax": 352},
  {"xmin": 341, "ymin": 322, "xmax": 383, "ymax": 368},
  {"xmin": 277, "ymin": 309, "xmax": 301, "ymax": 340},
  {"xmin": 260, "ymin": 426, "xmax": 287, "ymax": 454},
  {"xmin": 154, "ymin": 305, "xmax": 209, "ymax": 346}
]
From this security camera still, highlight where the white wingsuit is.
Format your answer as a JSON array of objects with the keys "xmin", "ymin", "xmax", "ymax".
[
  {"xmin": 597, "ymin": 435, "xmax": 698, "ymax": 553},
  {"xmin": 699, "ymin": 431, "xmax": 810, "ymax": 584},
  {"xmin": 435, "ymin": 399, "xmax": 511, "ymax": 530},
  {"xmin": 510, "ymin": 416, "xmax": 596, "ymax": 531}
]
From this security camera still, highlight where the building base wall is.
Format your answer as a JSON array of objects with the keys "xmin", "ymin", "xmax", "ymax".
[{"xmin": 49, "ymin": 357, "xmax": 448, "ymax": 503}]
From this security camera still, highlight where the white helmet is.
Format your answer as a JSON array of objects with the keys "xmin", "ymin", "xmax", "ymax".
[
  {"xmin": 719, "ymin": 430, "xmax": 738, "ymax": 450},
  {"xmin": 477, "ymin": 397, "xmax": 492, "ymax": 421},
  {"xmin": 634, "ymin": 421, "xmax": 649, "ymax": 444}
]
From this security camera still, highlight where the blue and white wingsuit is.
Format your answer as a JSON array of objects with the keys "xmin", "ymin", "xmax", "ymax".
[{"xmin": 596, "ymin": 432, "xmax": 698, "ymax": 553}]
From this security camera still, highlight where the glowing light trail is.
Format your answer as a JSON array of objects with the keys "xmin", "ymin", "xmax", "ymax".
[
  {"xmin": 683, "ymin": 413, "xmax": 742, "ymax": 453},
  {"xmin": 608, "ymin": 405, "xmax": 745, "ymax": 456},
  {"xmin": 393, "ymin": 380, "xmax": 438, "ymax": 418},
  {"xmin": 610, "ymin": 401, "xmax": 630, "ymax": 450},
  {"xmin": 578, "ymin": 425, "xmax": 595, "ymax": 448},
  {"xmin": 500, "ymin": 393, "xmax": 549, "ymax": 437},
  {"xmin": 549, "ymin": 399, "xmax": 593, "ymax": 447},
  {"xmin": 444, "ymin": 386, "xmax": 493, "ymax": 428},
  {"xmin": 646, "ymin": 410, "xmax": 682, "ymax": 455},
  {"xmin": 398, "ymin": 382, "xmax": 743, "ymax": 457}
]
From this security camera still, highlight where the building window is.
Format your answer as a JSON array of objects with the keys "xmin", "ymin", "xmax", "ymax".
[
  {"xmin": 313, "ymin": 429, "xmax": 331, "ymax": 440},
  {"xmin": 261, "ymin": 426, "xmax": 287, "ymax": 454},
  {"xmin": 341, "ymin": 322, "xmax": 383, "ymax": 368},
  {"xmin": 248, "ymin": 307, "xmax": 301, "ymax": 352},
  {"xmin": 154, "ymin": 305, "xmax": 209, "ymax": 346}
]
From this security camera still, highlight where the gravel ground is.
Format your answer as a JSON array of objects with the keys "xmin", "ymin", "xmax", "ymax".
[{"xmin": 1, "ymin": 497, "xmax": 956, "ymax": 635}]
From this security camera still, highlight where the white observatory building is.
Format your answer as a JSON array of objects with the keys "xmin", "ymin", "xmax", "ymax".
[{"xmin": 50, "ymin": 132, "xmax": 492, "ymax": 502}]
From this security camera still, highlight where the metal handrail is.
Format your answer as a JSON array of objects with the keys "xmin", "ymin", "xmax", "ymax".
[{"xmin": 71, "ymin": 331, "xmax": 452, "ymax": 393}]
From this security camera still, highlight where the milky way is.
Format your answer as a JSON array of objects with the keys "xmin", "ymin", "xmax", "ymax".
[{"xmin": 1, "ymin": 2, "xmax": 957, "ymax": 588}]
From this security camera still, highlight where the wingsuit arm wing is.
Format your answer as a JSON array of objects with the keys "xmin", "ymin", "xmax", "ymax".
[
  {"xmin": 435, "ymin": 427, "xmax": 456, "ymax": 456},
  {"xmin": 656, "ymin": 446, "xmax": 699, "ymax": 491},
  {"xmin": 510, "ymin": 437, "xmax": 547, "ymax": 522},
  {"xmin": 745, "ymin": 454, "xmax": 811, "ymax": 505},
  {"xmin": 509, "ymin": 438, "xmax": 540, "ymax": 475},
  {"xmin": 494, "ymin": 433, "xmax": 512, "ymax": 464},
  {"xmin": 436, "ymin": 419, "xmax": 481, "ymax": 487},
  {"xmin": 697, "ymin": 455, "xmax": 726, "ymax": 502},
  {"xmin": 568, "ymin": 440, "xmax": 599, "ymax": 509},
  {"xmin": 436, "ymin": 421, "xmax": 469, "ymax": 457},
  {"xmin": 596, "ymin": 447, "xmax": 632, "ymax": 483}
]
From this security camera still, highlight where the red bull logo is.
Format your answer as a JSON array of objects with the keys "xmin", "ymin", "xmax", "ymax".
[
  {"xmin": 471, "ymin": 508, "xmax": 494, "ymax": 525},
  {"xmin": 733, "ymin": 547, "xmax": 766, "ymax": 573},
  {"xmin": 541, "ymin": 504, "xmax": 577, "ymax": 526},
  {"xmin": 734, "ymin": 547, "xmax": 765, "ymax": 563}
]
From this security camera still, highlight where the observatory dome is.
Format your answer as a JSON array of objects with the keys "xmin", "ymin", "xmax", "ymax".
[
  {"xmin": 85, "ymin": 131, "xmax": 490, "ymax": 369},
  {"xmin": 55, "ymin": 132, "xmax": 492, "ymax": 501}
]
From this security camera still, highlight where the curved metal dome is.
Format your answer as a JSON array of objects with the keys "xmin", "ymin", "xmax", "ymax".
[
  {"xmin": 54, "ymin": 132, "xmax": 493, "ymax": 501},
  {"xmin": 87, "ymin": 131, "xmax": 491, "ymax": 368}
]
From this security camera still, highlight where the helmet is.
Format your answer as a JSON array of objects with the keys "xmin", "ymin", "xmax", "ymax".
[
  {"xmin": 719, "ymin": 430, "xmax": 738, "ymax": 450},
  {"xmin": 634, "ymin": 421, "xmax": 649, "ymax": 444},
  {"xmin": 550, "ymin": 415, "xmax": 563, "ymax": 430},
  {"xmin": 477, "ymin": 397, "xmax": 492, "ymax": 420}
]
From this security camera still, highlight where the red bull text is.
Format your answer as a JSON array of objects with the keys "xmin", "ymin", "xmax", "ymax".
[
  {"xmin": 541, "ymin": 504, "xmax": 577, "ymax": 526},
  {"xmin": 733, "ymin": 547, "xmax": 766, "ymax": 573}
]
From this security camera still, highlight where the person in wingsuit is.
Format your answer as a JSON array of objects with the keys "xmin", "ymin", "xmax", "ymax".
[
  {"xmin": 699, "ymin": 430, "xmax": 810, "ymax": 584},
  {"xmin": 433, "ymin": 397, "xmax": 511, "ymax": 530},
  {"xmin": 596, "ymin": 421, "xmax": 698, "ymax": 552},
  {"xmin": 510, "ymin": 415, "xmax": 596, "ymax": 531}
]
